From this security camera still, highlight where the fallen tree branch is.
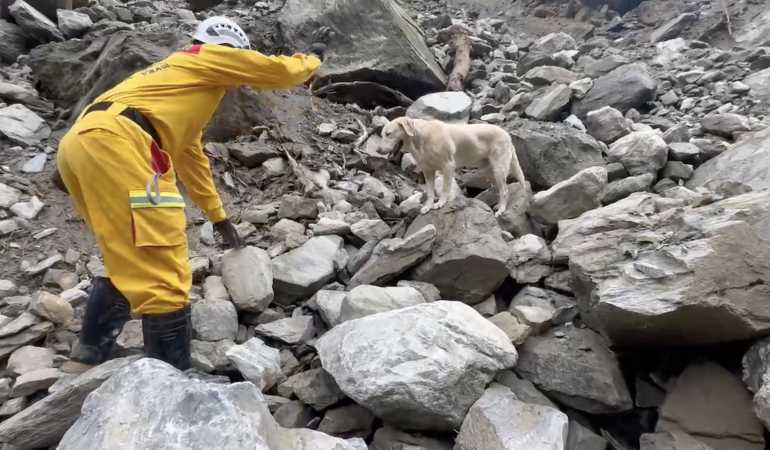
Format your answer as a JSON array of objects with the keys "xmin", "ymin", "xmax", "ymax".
[
  {"xmin": 439, "ymin": 24, "xmax": 474, "ymax": 92},
  {"xmin": 283, "ymin": 147, "xmax": 322, "ymax": 196},
  {"xmin": 723, "ymin": 0, "xmax": 733, "ymax": 36}
]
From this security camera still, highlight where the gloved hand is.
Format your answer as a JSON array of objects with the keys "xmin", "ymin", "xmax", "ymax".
[
  {"xmin": 213, "ymin": 219, "xmax": 245, "ymax": 249},
  {"xmin": 309, "ymin": 26, "xmax": 334, "ymax": 61}
]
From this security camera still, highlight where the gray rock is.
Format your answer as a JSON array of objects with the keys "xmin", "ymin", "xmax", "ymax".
[
  {"xmin": 657, "ymin": 360, "xmax": 764, "ymax": 450},
  {"xmin": 203, "ymin": 276, "xmax": 229, "ymax": 302},
  {"xmin": 225, "ymin": 337, "xmax": 282, "ymax": 391},
  {"xmin": 504, "ymin": 118, "xmax": 605, "ymax": 190},
  {"xmin": 661, "ymin": 161, "xmax": 694, "ymax": 182},
  {"xmin": 0, "ymin": 397, "xmax": 25, "ymax": 418},
  {"xmin": 338, "ymin": 285, "xmax": 425, "ymax": 323},
  {"xmin": 607, "ymin": 131, "xmax": 668, "ymax": 176},
  {"xmin": 586, "ymin": 106, "xmax": 631, "ymax": 143},
  {"xmin": 116, "ymin": 320, "xmax": 143, "ymax": 354},
  {"xmin": 571, "ymin": 63, "xmax": 657, "ymax": 119},
  {"xmin": 488, "ymin": 312, "xmax": 532, "ymax": 345},
  {"xmin": 21, "ymin": 153, "xmax": 46, "ymax": 173},
  {"xmin": 406, "ymin": 92, "xmax": 472, "ymax": 123},
  {"xmin": 350, "ymin": 219, "xmax": 390, "ymax": 243},
  {"xmin": 530, "ymin": 166, "xmax": 608, "ymax": 225},
  {"xmin": 517, "ymin": 51, "xmax": 558, "ymax": 76},
  {"xmin": 559, "ymin": 191, "xmax": 770, "ymax": 346},
  {"xmin": 317, "ymin": 301, "xmax": 518, "ymax": 431},
  {"xmin": 221, "ymin": 247, "xmax": 273, "ymax": 312},
  {"xmin": 688, "ymin": 127, "xmax": 770, "ymax": 191},
  {"xmin": 277, "ymin": 0, "xmax": 445, "ymax": 100},
  {"xmin": 0, "ymin": 20, "xmax": 31, "ymax": 64},
  {"xmin": 272, "ymin": 218, "xmax": 305, "ymax": 240},
  {"xmin": 523, "ymin": 65, "xmax": 580, "ymax": 86},
  {"xmin": 525, "ymin": 84, "xmax": 572, "ymax": 121},
  {"xmin": 227, "ymin": 143, "xmax": 279, "ymax": 168},
  {"xmin": 494, "ymin": 370, "xmax": 556, "ymax": 408},
  {"xmin": 602, "ymin": 173, "xmax": 655, "ymax": 204},
  {"xmin": 744, "ymin": 67, "xmax": 770, "ymax": 111},
  {"xmin": 57, "ymin": 9, "xmax": 92, "ymax": 39},
  {"xmin": 397, "ymin": 280, "xmax": 441, "ymax": 302},
  {"xmin": 191, "ymin": 299, "xmax": 238, "ymax": 342},
  {"xmin": 318, "ymin": 404, "xmax": 376, "ymax": 435},
  {"xmin": 7, "ymin": 345, "xmax": 54, "ymax": 377},
  {"xmin": 568, "ymin": 420, "xmax": 608, "ymax": 450},
  {"xmin": 531, "ymin": 32, "xmax": 576, "ymax": 54},
  {"xmin": 583, "ymin": 54, "xmax": 630, "ymax": 78},
  {"xmin": 312, "ymin": 218, "xmax": 350, "ymax": 236},
  {"xmin": 0, "ymin": 183, "xmax": 21, "ymax": 209},
  {"xmin": 455, "ymin": 383, "xmax": 568, "ymax": 450},
  {"xmin": 255, "ymin": 316, "xmax": 314, "ymax": 345},
  {"xmin": 0, "ymin": 104, "xmax": 51, "ymax": 146},
  {"xmin": 516, "ymin": 325, "xmax": 632, "ymax": 414},
  {"xmin": 650, "ymin": 13, "xmax": 698, "ymax": 43},
  {"xmin": 348, "ymin": 225, "xmax": 436, "ymax": 289},
  {"xmin": 311, "ymin": 290, "xmax": 347, "ymax": 328},
  {"xmin": 509, "ymin": 234, "xmax": 553, "ymax": 285},
  {"xmin": 9, "ymin": 0, "xmax": 64, "ymax": 44},
  {"xmin": 273, "ymin": 400, "xmax": 313, "ymax": 428},
  {"xmin": 405, "ymin": 198, "xmax": 510, "ymax": 305},
  {"xmin": 11, "ymin": 195, "xmax": 45, "ymax": 220},
  {"xmin": 273, "ymin": 236, "xmax": 344, "ymax": 304},
  {"xmin": 510, "ymin": 286, "xmax": 577, "ymax": 327},
  {"xmin": 700, "ymin": 113, "xmax": 751, "ymax": 137},
  {"xmin": 743, "ymin": 337, "xmax": 770, "ymax": 394},
  {"xmin": 278, "ymin": 195, "xmax": 319, "ymax": 220},
  {"xmin": 0, "ymin": 357, "xmax": 140, "ymax": 448},
  {"xmin": 286, "ymin": 368, "xmax": 345, "ymax": 410},
  {"xmin": 668, "ymin": 142, "xmax": 701, "ymax": 163},
  {"xmin": 10, "ymin": 368, "xmax": 62, "ymax": 398},
  {"xmin": 370, "ymin": 426, "xmax": 453, "ymax": 450},
  {"xmin": 58, "ymin": 358, "xmax": 361, "ymax": 450}
]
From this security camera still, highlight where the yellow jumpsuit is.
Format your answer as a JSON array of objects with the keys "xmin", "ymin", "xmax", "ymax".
[{"xmin": 57, "ymin": 44, "xmax": 321, "ymax": 315}]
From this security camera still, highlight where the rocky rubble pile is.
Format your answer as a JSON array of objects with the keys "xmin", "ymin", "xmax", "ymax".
[{"xmin": 2, "ymin": 0, "xmax": 770, "ymax": 449}]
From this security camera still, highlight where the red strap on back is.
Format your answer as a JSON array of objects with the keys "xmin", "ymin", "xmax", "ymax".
[
  {"xmin": 179, "ymin": 44, "xmax": 202, "ymax": 55},
  {"xmin": 150, "ymin": 140, "xmax": 170, "ymax": 175}
]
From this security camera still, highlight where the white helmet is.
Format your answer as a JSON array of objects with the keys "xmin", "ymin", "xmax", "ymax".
[{"xmin": 193, "ymin": 16, "xmax": 250, "ymax": 50}]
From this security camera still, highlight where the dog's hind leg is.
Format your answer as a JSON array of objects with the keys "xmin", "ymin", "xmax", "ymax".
[
  {"xmin": 421, "ymin": 169, "xmax": 437, "ymax": 215},
  {"xmin": 433, "ymin": 163, "xmax": 455, "ymax": 211},
  {"xmin": 491, "ymin": 161, "xmax": 509, "ymax": 217},
  {"xmin": 508, "ymin": 142, "xmax": 527, "ymax": 190}
]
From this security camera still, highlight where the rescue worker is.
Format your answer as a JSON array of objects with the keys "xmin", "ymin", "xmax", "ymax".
[{"xmin": 56, "ymin": 16, "xmax": 329, "ymax": 374}]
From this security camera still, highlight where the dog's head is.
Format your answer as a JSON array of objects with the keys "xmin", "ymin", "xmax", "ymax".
[{"xmin": 377, "ymin": 116, "xmax": 416, "ymax": 155}]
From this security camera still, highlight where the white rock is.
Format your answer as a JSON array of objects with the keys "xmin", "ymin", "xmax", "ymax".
[
  {"xmin": 272, "ymin": 236, "xmax": 344, "ymax": 303},
  {"xmin": 21, "ymin": 153, "xmax": 46, "ymax": 173},
  {"xmin": 57, "ymin": 10, "xmax": 92, "ymax": 39},
  {"xmin": 0, "ymin": 104, "xmax": 51, "ymax": 146},
  {"xmin": 7, "ymin": 346, "xmax": 54, "ymax": 377},
  {"xmin": 338, "ymin": 285, "xmax": 426, "ymax": 323},
  {"xmin": 11, "ymin": 196, "xmax": 44, "ymax": 220},
  {"xmin": 226, "ymin": 338, "xmax": 283, "ymax": 391},
  {"xmin": 606, "ymin": 131, "xmax": 668, "ymax": 176},
  {"xmin": 317, "ymin": 300, "xmax": 518, "ymax": 431},
  {"xmin": 0, "ymin": 183, "xmax": 21, "ymax": 209},
  {"xmin": 455, "ymin": 383, "xmax": 568, "ymax": 450},
  {"xmin": 221, "ymin": 247, "xmax": 273, "ymax": 313},
  {"xmin": 191, "ymin": 299, "xmax": 238, "ymax": 342},
  {"xmin": 406, "ymin": 92, "xmax": 473, "ymax": 123}
]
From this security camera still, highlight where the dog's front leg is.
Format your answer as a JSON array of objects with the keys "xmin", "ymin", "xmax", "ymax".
[
  {"xmin": 433, "ymin": 164, "xmax": 455, "ymax": 211},
  {"xmin": 421, "ymin": 169, "xmax": 437, "ymax": 215}
]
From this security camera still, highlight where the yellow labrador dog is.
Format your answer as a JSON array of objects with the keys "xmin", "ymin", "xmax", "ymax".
[{"xmin": 377, "ymin": 116, "xmax": 527, "ymax": 217}]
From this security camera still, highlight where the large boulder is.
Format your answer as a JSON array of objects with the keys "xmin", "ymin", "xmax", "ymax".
[
  {"xmin": 8, "ymin": 0, "xmax": 63, "ymax": 44},
  {"xmin": 0, "ymin": 20, "xmax": 32, "ymax": 64},
  {"xmin": 657, "ymin": 360, "xmax": 764, "ymax": 450},
  {"xmin": 515, "ymin": 325, "xmax": 632, "ymax": 414},
  {"xmin": 744, "ymin": 67, "xmax": 770, "ymax": 113},
  {"xmin": 277, "ymin": 0, "xmax": 446, "ymax": 100},
  {"xmin": 455, "ymin": 383, "xmax": 568, "ymax": 450},
  {"xmin": 606, "ymin": 131, "xmax": 668, "ymax": 176},
  {"xmin": 503, "ymin": 118, "xmax": 605, "ymax": 190},
  {"xmin": 58, "ymin": 358, "xmax": 363, "ymax": 450},
  {"xmin": 0, "ymin": 357, "xmax": 139, "ymax": 448},
  {"xmin": 557, "ymin": 191, "xmax": 770, "ymax": 346},
  {"xmin": 688, "ymin": 127, "xmax": 770, "ymax": 192},
  {"xmin": 272, "ymin": 236, "xmax": 344, "ymax": 304},
  {"xmin": 27, "ymin": 29, "xmax": 281, "ymax": 142},
  {"xmin": 0, "ymin": 0, "xmax": 57, "ymax": 25},
  {"xmin": 571, "ymin": 63, "xmax": 657, "ymax": 119},
  {"xmin": 405, "ymin": 198, "xmax": 510, "ymax": 305},
  {"xmin": 316, "ymin": 301, "xmax": 518, "ymax": 432},
  {"xmin": 529, "ymin": 166, "xmax": 608, "ymax": 225}
]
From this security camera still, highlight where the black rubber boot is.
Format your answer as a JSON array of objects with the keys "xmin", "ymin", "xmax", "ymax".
[
  {"xmin": 142, "ymin": 305, "xmax": 192, "ymax": 371},
  {"xmin": 61, "ymin": 277, "xmax": 131, "ymax": 374}
]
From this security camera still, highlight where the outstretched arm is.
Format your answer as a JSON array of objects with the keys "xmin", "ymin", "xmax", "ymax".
[
  {"xmin": 175, "ymin": 134, "xmax": 226, "ymax": 223},
  {"xmin": 180, "ymin": 44, "xmax": 322, "ymax": 90}
]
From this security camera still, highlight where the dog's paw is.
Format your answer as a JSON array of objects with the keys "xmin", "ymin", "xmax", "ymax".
[
  {"xmin": 494, "ymin": 209, "xmax": 505, "ymax": 218},
  {"xmin": 420, "ymin": 205, "xmax": 432, "ymax": 215},
  {"xmin": 432, "ymin": 201, "xmax": 446, "ymax": 210}
]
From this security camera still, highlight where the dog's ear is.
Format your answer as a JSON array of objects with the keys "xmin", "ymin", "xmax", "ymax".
[{"xmin": 400, "ymin": 117, "xmax": 416, "ymax": 137}]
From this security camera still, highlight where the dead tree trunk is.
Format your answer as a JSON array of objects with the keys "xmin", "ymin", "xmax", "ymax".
[{"xmin": 440, "ymin": 24, "xmax": 473, "ymax": 92}]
